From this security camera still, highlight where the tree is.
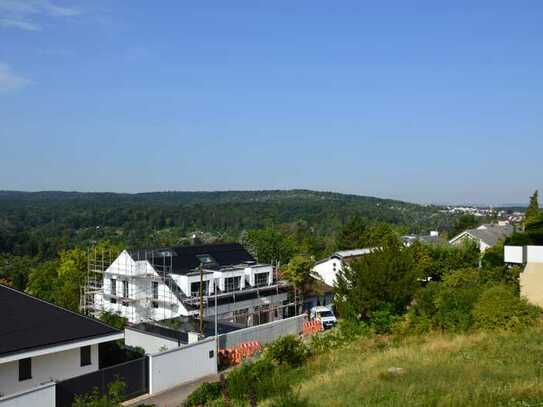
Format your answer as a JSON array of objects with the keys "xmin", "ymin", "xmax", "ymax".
[
  {"xmin": 335, "ymin": 239, "xmax": 421, "ymax": 320},
  {"xmin": 283, "ymin": 255, "xmax": 315, "ymax": 312},
  {"xmin": 55, "ymin": 248, "xmax": 88, "ymax": 311},
  {"xmin": 246, "ymin": 228, "xmax": 295, "ymax": 265},
  {"xmin": 336, "ymin": 216, "xmax": 367, "ymax": 250},
  {"xmin": 525, "ymin": 190, "xmax": 540, "ymax": 226},
  {"xmin": 26, "ymin": 260, "xmax": 59, "ymax": 303}
]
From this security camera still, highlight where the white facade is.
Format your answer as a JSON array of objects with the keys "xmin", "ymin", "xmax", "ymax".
[
  {"xmin": 148, "ymin": 338, "xmax": 217, "ymax": 394},
  {"xmin": 312, "ymin": 257, "xmax": 343, "ymax": 287},
  {"xmin": 0, "ymin": 345, "xmax": 98, "ymax": 397},
  {"xmin": 0, "ymin": 382, "xmax": 55, "ymax": 407},
  {"xmin": 97, "ymin": 251, "xmax": 286, "ymax": 324},
  {"xmin": 312, "ymin": 248, "xmax": 374, "ymax": 287}
]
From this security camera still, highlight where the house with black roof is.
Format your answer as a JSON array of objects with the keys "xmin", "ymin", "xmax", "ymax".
[
  {"xmin": 0, "ymin": 284, "xmax": 123, "ymax": 398},
  {"xmin": 93, "ymin": 243, "xmax": 290, "ymax": 326}
]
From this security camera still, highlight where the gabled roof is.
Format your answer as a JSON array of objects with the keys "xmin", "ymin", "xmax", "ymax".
[
  {"xmin": 130, "ymin": 243, "xmax": 256, "ymax": 275},
  {"xmin": 449, "ymin": 224, "xmax": 514, "ymax": 247},
  {"xmin": 314, "ymin": 248, "xmax": 375, "ymax": 265},
  {"xmin": 0, "ymin": 284, "xmax": 120, "ymax": 358}
]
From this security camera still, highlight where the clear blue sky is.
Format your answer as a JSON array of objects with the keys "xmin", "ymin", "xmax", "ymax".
[{"xmin": 1, "ymin": 1, "xmax": 542, "ymax": 205}]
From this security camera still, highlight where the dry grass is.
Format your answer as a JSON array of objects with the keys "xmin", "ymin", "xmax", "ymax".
[{"xmin": 267, "ymin": 326, "xmax": 543, "ymax": 406}]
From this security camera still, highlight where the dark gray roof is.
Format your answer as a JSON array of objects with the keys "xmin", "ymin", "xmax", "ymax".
[
  {"xmin": 451, "ymin": 224, "xmax": 514, "ymax": 247},
  {"xmin": 0, "ymin": 284, "xmax": 119, "ymax": 357},
  {"xmin": 130, "ymin": 243, "xmax": 256, "ymax": 275}
]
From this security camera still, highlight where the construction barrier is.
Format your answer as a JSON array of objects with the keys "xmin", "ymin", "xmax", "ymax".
[
  {"xmin": 303, "ymin": 320, "xmax": 323, "ymax": 336},
  {"xmin": 219, "ymin": 341, "xmax": 262, "ymax": 366}
]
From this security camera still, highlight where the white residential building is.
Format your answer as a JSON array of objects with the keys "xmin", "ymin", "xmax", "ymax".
[
  {"xmin": 91, "ymin": 243, "xmax": 290, "ymax": 325},
  {"xmin": 504, "ymin": 245, "xmax": 543, "ymax": 307},
  {"xmin": 312, "ymin": 248, "xmax": 375, "ymax": 288},
  {"xmin": 449, "ymin": 223, "xmax": 514, "ymax": 252},
  {"xmin": 0, "ymin": 284, "xmax": 123, "ymax": 398}
]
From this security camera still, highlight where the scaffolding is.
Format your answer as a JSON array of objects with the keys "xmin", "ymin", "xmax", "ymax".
[{"xmin": 81, "ymin": 246, "xmax": 294, "ymax": 325}]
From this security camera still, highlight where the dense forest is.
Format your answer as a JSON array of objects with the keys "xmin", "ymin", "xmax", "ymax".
[
  {"xmin": 0, "ymin": 189, "xmax": 492, "ymax": 310},
  {"xmin": 0, "ymin": 189, "xmax": 468, "ymax": 258}
]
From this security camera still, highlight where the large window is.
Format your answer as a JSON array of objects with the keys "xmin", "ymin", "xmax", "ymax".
[
  {"xmin": 80, "ymin": 346, "xmax": 91, "ymax": 367},
  {"xmin": 110, "ymin": 278, "xmax": 116, "ymax": 296},
  {"xmin": 224, "ymin": 276, "xmax": 241, "ymax": 293},
  {"xmin": 254, "ymin": 273, "xmax": 269, "ymax": 287},
  {"xmin": 122, "ymin": 280, "xmax": 129, "ymax": 298},
  {"xmin": 152, "ymin": 281, "xmax": 159, "ymax": 299},
  {"xmin": 18, "ymin": 358, "xmax": 31, "ymax": 381},
  {"xmin": 190, "ymin": 281, "xmax": 210, "ymax": 297}
]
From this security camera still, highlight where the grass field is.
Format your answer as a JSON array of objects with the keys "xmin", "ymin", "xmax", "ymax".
[{"xmin": 268, "ymin": 326, "xmax": 543, "ymax": 407}]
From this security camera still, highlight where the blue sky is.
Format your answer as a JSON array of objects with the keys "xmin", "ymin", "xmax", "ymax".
[{"xmin": 0, "ymin": 1, "xmax": 542, "ymax": 205}]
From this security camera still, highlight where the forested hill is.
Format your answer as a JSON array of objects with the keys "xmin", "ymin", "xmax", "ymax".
[
  {"xmin": 0, "ymin": 189, "xmax": 455, "ymax": 259},
  {"xmin": 0, "ymin": 189, "xmax": 420, "ymax": 206}
]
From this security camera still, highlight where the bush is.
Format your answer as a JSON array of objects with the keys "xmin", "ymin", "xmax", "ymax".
[
  {"xmin": 73, "ymin": 379, "xmax": 125, "ymax": 407},
  {"xmin": 473, "ymin": 285, "xmax": 541, "ymax": 330},
  {"xmin": 227, "ymin": 358, "xmax": 289, "ymax": 402},
  {"xmin": 433, "ymin": 285, "xmax": 481, "ymax": 331},
  {"xmin": 184, "ymin": 381, "xmax": 222, "ymax": 406},
  {"xmin": 268, "ymin": 388, "xmax": 313, "ymax": 407},
  {"xmin": 369, "ymin": 306, "xmax": 400, "ymax": 334},
  {"xmin": 265, "ymin": 335, "xmax": 309, "ymax": 368}
]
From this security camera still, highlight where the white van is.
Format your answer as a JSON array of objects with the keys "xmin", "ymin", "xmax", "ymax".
[{"xmin": 310, "ymin": 306, "xmax": 337, "ymax": 329}]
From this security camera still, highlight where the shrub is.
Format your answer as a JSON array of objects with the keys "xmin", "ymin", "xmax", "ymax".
[
  {"xmin": 184, "ymin": 381, "xmax": 222, "ymax": 406},
  {"xmin": 268, "ymin": 388, "xmax": 313, "ymax": 407},
  {"xmin": 369, "ymin": 306, "xmax": 400, "ymax": 334},
  {"xmin": 73, "ymin": 379, "xmax": 125, "ymax": 407},
  {"xmin": 473, "ymin": 285, "xmax": 541, "ymax": 330},
  {"xmin": 433, "ymin": 285, "xmax": 481, "ymax": 331},
  {"xmin": 227, "ymin": 358, "xmax": 288, "ymax": 402},
  {"xmin": 265, "ymin": 335, "xmax": 309, "ymax": 368}
]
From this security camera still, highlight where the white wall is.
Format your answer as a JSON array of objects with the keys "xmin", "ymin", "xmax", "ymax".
[
  {"xmin": 149, "ymin": 338, "xmax": 217, "ymax": 394},
  {"xmin": 0, "ymin": 345, "xmax": 98, "ymax": 396},
  {"xmin": 124, "ymin": 328, "xmax": 180, "ymax": 355},
  {"xmin": 313, "ymin": 258, "xmax": 341, "ymax": 287},
  {"xmin": 527, "ymin": 246, "xmax": 543, "ymax": 263},
  {"xmin": 0, "ymin": 382, "xmax": 55, "ymax": 407},
  {"xmin": 504, "ymin": 246, "xmax": 524, "ymax": 264}
]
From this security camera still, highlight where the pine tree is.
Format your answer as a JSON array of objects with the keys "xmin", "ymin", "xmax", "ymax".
[{"xmin": 525, "ymin": 191, "xmax": 540, "ymax": 226}]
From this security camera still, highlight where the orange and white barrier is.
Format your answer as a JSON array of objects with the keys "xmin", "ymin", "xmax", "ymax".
[
  {"xmin": 303, "ymin": 320, "xmax": 323, "ymax": 336},
  {"xmin": 219, "ymin": 341, "xmax": 262, "ymax": 366}
]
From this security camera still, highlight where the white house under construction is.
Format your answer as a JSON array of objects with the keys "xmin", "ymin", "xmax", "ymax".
[{"xmin": 84, "ymin": 243, "xmax": 290, "ymax": 325}]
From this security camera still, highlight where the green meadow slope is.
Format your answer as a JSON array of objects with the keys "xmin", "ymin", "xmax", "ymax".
[{"xmin": 272, "ymin": 327, "xmax": 543, "ymax": 407}]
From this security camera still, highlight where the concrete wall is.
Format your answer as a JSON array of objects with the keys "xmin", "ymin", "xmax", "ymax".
[
  {"xmin": 504, "ymin": 246, "xmax": 524, "ymax": 264},
  {"xmin": 0, "ymin": 382, "xmax": 55, "ymax": 407},
  {"xmin": 520, "ymin": 262, "xmax": 543, "ymax": 307},
  {"xmin": 0, "ymin": 345, "xmax": 98, "ymax": 396},
  {"xmin": 527, "ymin": 246, "xmax": 543, "ymax": 263},
  {"xmin": 125, "ymin": 327, "xmax": 180, "ymax": 355},
  {"xmin": 149, "ymin": 338, "xmax": 217, "ymax": 394},
  {"xmin": 218, "ymin": 314, "xmax": 306, "ymax": 349}
]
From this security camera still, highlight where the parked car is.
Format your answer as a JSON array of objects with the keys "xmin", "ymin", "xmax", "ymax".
[{"xmin": 310, "ymin": 306, "xmax": 337, "ymax": 329}]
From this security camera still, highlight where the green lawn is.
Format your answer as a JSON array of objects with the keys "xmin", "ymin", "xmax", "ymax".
[{"xmin": 276, "ymin": 326, "xmax": 543, "ymax": 406}]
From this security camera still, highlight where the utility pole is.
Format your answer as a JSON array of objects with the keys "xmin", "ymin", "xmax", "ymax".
[{"xmin": 199, "ymin": 263, "xmax": 204, "ymax": 337}]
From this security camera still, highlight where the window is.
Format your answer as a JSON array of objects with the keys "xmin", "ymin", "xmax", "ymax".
[
  {"xmin": 121, "ymin": 300, "xmax": 129, "ymax": 307},
  {"xmin": 190, "ymin": 281, "xmax": 210, "ymax": 297},
  {"xmin": 254, "ymin": 273, "xmax": 269, "ymax": 287},
  {"xmin": 196, "ymin": 254, "xmax": 216, "ymax": 265},
  {"xmin": 152, "ymin": 281, "xmax": 159, "ymax": 299},
  {"xmin": 18, "ymin": 358, "xmax": 31, "ymax": 381},
  {"xmin": 224, "ymin": 276, "xmax": 241, "ymax": 293},
  {"xmin": 110, "ymin": 298, "xmax": 117, "ymax": 304},
  {"xmin": 110, "ymin": 278, "xmax": 116, "ymax": 296},
  {"xmin": 152, "ymin": 301, "xmax": 159, "ymax": 308},
  {"xmin": 122, "ymin": 280, "xmax": 129, "ymax": 298},
  {"xmin": 80, "ymin": 346, "xmax": 91, "ymax": 367},
  {"xmin": 209, "ymin": 350, "xmax": 214, "ymax": 359}
]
